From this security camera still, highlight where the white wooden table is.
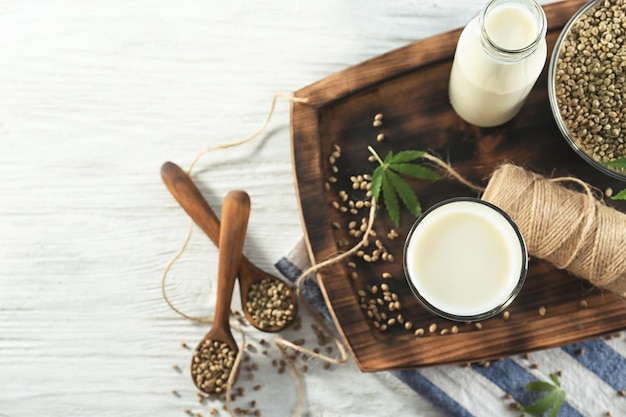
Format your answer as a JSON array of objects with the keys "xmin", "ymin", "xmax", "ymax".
[{"xmin": 0, "ymin": 1, "xmax": 555, "ymax": 416}]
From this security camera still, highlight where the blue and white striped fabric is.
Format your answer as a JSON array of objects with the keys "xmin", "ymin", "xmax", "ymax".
[{"xmin": 275, "ymin": 239, "xmax": 626, "ymax": 417}]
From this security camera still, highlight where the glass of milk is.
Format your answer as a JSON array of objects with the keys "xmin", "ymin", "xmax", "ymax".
[
  {"xmin": 403, "ymin": 198, "xmax": 528, "ymax": 322},
  {"xmin": 448, "ymin": 0, "xmax": 547, "ymax": 127}
]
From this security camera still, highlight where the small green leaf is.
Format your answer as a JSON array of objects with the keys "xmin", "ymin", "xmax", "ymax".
[
  {"xmin": 390, "ymin": 163, "xmax": 442, "ymax": 181},
  {"xmin": 603, "ymin": 157, "xmax": 626, "ymax": 170},
  {"xmin": 522, "ymin": 373, "xmax": 566, "ymax": 417},
  {"xmin": 612, "ymin": 188, "xmax": 626, "ymax": 200},
  {"xmin": 381, "ymin": 173, "xmax": 400, "ymax": 227},
  {"xmin": 523, "ymin": 390, "xmax": 560, "ymax": 416},
  {"xmin": 526, "ymin": 381, "xmax": 557, "ymax": 392},
  {"xmin": 387, "ymin": 150, "xmax": 425, "ymax": 164},
  {"xmin": 370, "ymin": 165, "xmax": 384, "ymax": 201},
  {"xmin": 547, "ymin": 393, "xmax": 566, "ymax": 417},
  {"xmin": 386, "ymin": 170, "xmax": 422, "ymax": 218},
  {"xmin": 549, "ymin": 373, "xmax": 561, "ymax": 388},
  {"xmin": 383, "ymin": 150, "xmax": 395, "ymax": 164},
  {"xmin": 367, "ymin": 146, "xmax": 439, "ymax": 227}
]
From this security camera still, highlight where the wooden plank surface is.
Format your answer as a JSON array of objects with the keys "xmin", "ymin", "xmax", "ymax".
[{"xmin": 292, "ymin": 0, "xmax": 626, "ymax": 372}]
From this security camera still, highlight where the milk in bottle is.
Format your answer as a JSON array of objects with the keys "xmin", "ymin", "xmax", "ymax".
[{"xmin": 448, "ymin": 0, "xmax": 547, "ymax": 127}]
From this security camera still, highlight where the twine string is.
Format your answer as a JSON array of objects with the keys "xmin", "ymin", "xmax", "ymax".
[
  {"xmin": 481, "ymin": 164, "xmax": 626, "ymax": 295},
  {"xmin": 187, "ymin": 92, "xmax": 309, "ymax": 174},
  {"xmin": 421, "ymin": 152, "xmax": 486, "ymax": 193}
]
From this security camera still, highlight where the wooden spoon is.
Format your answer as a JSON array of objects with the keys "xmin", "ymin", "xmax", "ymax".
[
  {"xmin": 190, "ymin": 189, "xmax": 250, "ymax": 394},
  {"xmin": 161, "ymin": 161, "xmax": 298, "ymax": 332}
]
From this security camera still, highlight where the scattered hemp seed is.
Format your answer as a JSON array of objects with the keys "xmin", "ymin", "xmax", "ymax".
[
  {"xmin": 414, "ymin": 328, "xmax": 425, "ymax": 336},
  {"xmin": 508, "ymin": 402, "xmax": 522, "ymax": 411},
  {"xmin": 618, "ymin": 389, "xmax": 626, "ymax": 397},
  {"xmin": 576, "ymin": 348, "xmax": 586, "ymax": 356},
  {"xmin": 474, "ymin": 322, "xmax": 483, "ymax": 330},
  {"xmin": 291, "ymin": 338, "xmax": 305, "ymax": 346},
  {"xmin": 376, "ymin": 133, "xmax": 385, "ymax": 142},
  {"xmin": 538, "ymin": 306, "xmax": 547, "ymax": 316},
  {"xmin": 429, "ymin": 323, "xmax": 438, "ymax": 333},
  {"xmin": 580, "ymin": 299, "xmax": 588, "ymax": 309},
  {"xmin": 374, "ymin": 113, "xmax": 384, "ymax": 121},
  {"xmin": 503, "ymin": 310, "xmax": 510, "ymax": 320},
  {"xmin": 606, "ymin": 187, "xmax": 614, "ymax": 198}
]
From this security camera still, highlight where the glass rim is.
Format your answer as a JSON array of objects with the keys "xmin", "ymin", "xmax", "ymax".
[{"xmin": 479, "ymin": 0, "xmax": 547, "ymax": 59}]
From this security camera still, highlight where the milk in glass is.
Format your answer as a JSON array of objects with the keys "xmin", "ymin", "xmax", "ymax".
[{"xmin": 403, "ymin": 199, "xmax": 527, "ymax": 321}]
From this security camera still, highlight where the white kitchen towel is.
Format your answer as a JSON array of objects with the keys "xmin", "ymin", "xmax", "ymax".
[{"xmin": 275, "ymin": 239, "xmax": 626, "ymax": 417}]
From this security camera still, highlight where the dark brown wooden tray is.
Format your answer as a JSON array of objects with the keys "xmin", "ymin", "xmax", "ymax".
[{"xmin": 290, "ymin": 0, "xmax": 626, "ymax": 372}]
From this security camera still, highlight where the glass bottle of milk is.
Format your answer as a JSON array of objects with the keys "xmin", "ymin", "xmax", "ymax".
[{"xmin": 448, "ymin": 0, "xmax": 547, "ymax": 127}]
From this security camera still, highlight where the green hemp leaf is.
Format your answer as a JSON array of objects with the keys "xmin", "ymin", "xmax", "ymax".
[
  {"xmin": 368, "ymin": 146, "xmax": 440, "ymax": 227},
  {"xmin": 522, "ymin": 373, "xmax": 566, "ymax": 417},
  {"xmin": 602, "ymin": 157, "xmax": 626, "ymax": 200}
]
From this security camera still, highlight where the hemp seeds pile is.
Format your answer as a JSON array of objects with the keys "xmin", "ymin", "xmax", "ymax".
[
  {"xmin": 191, "ymin": 340, "xmax": 236, "ymax": 394},
  {"xmin": 245, "ymin": 278, "xmax": 295, "ymax": 330},
  {"xmin": 553, "ymin": 0, "xmax": 626, "ymax": 167}
]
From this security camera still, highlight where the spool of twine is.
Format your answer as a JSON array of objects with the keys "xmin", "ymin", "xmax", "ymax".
[{"xmin": 481, "ymin": 164, "xmax": 626, "ymax": 297}]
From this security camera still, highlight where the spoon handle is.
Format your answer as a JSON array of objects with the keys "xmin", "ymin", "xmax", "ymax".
[
  {"xmin": 213, "ymin": 190, "xmax": 251, "ymax": 331},
  {"xmin": 161, "ymin": 161, "xmax": 222, "ymax": 244},
  {"xmin": 160, "ymin": 161, "xmax": 264, "ymax": 286}
]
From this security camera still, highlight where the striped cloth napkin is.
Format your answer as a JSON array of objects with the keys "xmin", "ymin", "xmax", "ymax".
[{"xmin": 275, "ymin": 239, "xmax": 626, "ymax": 417}]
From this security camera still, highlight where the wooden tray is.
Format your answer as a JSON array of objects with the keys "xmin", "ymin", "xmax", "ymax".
[{"xmin": 290, "ymin": 0, "xmax": 626, "ymax": 372}]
